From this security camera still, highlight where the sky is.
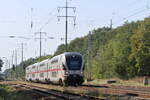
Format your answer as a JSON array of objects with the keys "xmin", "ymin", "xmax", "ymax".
[{"xmin": 0, "ymin": 0, "xmax": 150, "ymax": 71}]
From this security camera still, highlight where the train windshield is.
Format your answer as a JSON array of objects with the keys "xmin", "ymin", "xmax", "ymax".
[{"xmin": 66, "ymin": 54, "xmax": 82, "ymax": 70}]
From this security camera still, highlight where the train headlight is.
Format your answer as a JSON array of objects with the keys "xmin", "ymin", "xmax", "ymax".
[{"xmin": 65, "ymin": 71, "xmax": 69, "ymax": 75}]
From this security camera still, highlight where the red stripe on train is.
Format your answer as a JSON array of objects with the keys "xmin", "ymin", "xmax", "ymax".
[{"xmin": 27, "ymin": 69, "xmax": 63, "ymax": 74}]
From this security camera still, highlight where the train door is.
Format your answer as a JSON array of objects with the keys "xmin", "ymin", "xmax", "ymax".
[
  {"xmin": 51, "ymin": 62, "xmax": 58, "ymax": 82},
  {"xmin": 50, "ymin": 57, "xmax": 59, "ymax": 83},
  {"xmin": 46, "ymin": 63, "xmax": 49, "ymax": 81},
  {"xmin": 29, "ymin": 68, "xmax": 31, "ymax": 80},
  {"xmin": 26, "ymin": 67, "xmax": 29, "ymax": 80},
  {"xmin": 58, "ymin": 55, "xmax": 63, "ymax": 82},
  {"xmin": 43, "ymin": 62, "xmax": 47, "ymax": 82},
  {"xmin": 36, "ymin": 64, "xmax": 39, "ymax": 81},
  {"xmin": 48, "ymin": 61, "xmax": 52, "ymax": 82},
  {"xmin": 31, "ymin": 65, "xmax": 36, "ymax": 81},
  {"xmin": 39, "ymin": 63, "xmax": 45, "ymax": 82}
]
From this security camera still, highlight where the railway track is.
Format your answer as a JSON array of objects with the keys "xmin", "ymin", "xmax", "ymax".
[
  {"xmin": 1, "ymin": 81, "xmax": 150, "ymax": 99},
  {"xmin": 82, "ymin": 84, "xmax": 150, "ymax": 93},
  {"xmin": 81, "ymin": 84, "xmax": 150, "ymax": 99},
  {"xmin": 10, "ymin": 83, "xmax": 106, "ymax": 100}
]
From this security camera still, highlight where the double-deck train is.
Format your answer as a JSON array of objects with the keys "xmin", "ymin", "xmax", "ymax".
[{"xmin": 25, "ymin": 52, "xmax": 84, "ymax": 85}]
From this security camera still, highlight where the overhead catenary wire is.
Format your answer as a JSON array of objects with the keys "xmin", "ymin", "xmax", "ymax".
[
  {"xmin": 113, "ymin": 7, "xmax": 149, "ymax": 26},
  {"xmin": 127, "ymin": 0, "xmax": 142, "ymax": 7},
  {"xmin": 108, "ymin": 0, "xmax": 149, "ymax": 28},
  {"xmin": 39, "ymin": 0, "xmax": 74, "ymax": 31},
  {"xmin": 38, "ymin": 0, "xmax": 65, "ymax": 31}
]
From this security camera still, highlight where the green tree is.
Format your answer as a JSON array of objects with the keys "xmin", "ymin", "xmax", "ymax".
[
  {"xmin": 130, "ymin": 18, "xmax": 150, "ymax": 76},
  {"xmin": 4, "ymin": 17, "xmax": 150, "ymax": 80}
]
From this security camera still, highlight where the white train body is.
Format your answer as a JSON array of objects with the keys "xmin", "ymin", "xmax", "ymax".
[{"xmin": 25, "ymin": 52, "xmax": 84, "ymax": 85}]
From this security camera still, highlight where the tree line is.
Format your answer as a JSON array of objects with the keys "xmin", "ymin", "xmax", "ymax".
[
  {"xmin": 4, "ymin": 17, "xmax": 150, "ymax": 80},
  {"xmin": 55, "ymin": 17, "xmax": 150, "ymax": 80}
]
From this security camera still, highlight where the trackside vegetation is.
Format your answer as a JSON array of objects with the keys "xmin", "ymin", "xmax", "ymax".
[
  {"xmin": 4, "ymin": 17, "xmax": 150, "ymax": 80},
  {"xmin": 0, "ymin": 84, "xmax": 37, "ymax": 100}
]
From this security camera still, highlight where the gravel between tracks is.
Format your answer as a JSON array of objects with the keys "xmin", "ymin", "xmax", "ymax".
[{"xmin": 1, "ymin": 81, "xmax": 150, "ymax": 99}]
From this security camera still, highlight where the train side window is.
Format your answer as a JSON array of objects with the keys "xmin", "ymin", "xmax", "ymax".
[
  {"xmin": 32, "ymin": 66, "xmax": 36, "ymax": 69},
  {"xmin": 32, "ymin": 74, "xmax": 35, "ymax": 78},
  {"xmin": 51, "ymin": 59, "xmax": 58, "ymax": 64},
  {"xmin": 40, "ymin": 73, "xmax": 44, "ymax": 77},
  {"xmin": 52, "ymin": 72, "xmax": 57, "ymax": 77},
  {"xmin": 40, "ymin": 63, "xmax": 45, "ymax": 67},
  {"xmin": 27, "ymin": 74, "xmax": 29, "ymax": 77},
  {"xmin": 47, "ymin": 63, "xmax": 48, "ymax": 69}
]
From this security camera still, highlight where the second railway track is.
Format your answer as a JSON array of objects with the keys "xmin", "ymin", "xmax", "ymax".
[
  {"xmin": 10, "ymin": 83, "xmax": 106, "ymax": 100},
  {"xmin": 81, "ymin": 84, "xmax": 150, "ymax": 99},
  {"xmin": 1, "ymin": 81, "xmax": 150, "ymax": 99}
]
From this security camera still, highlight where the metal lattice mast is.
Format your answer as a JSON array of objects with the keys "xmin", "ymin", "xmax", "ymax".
[
  {"xmin": 35, "ymin": 31, "xmax": 47, "ymax": 60},
  {"xmin": 58, "ymin": 0, "xmax": 76, "ymax": 52}
]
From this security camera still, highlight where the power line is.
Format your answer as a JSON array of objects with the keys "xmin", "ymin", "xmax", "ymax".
[
  {"xmin": 37, "ymin": 0, "xmax": 75, "ymax": 42},
  {"xmin": 57, "ymin": 0, "xmax": 76, "ymax": 52},
  {"xmin": 113, "ymin": 7, "xmax": 149, "ymax": 25},
  {"xmin": 40, "ymin": 13, "xmax": 58, "ymax": 30},
  {"xmin": 0, "ymin": 35, "xmax": 31, "ymax": 40},
  {"xmin": 38, "ymin": 0, "xmax": 64, "ymax": 31},
  {"xmin": 110, "ymin": 0, "xmax": 149, "ymax": 27}
]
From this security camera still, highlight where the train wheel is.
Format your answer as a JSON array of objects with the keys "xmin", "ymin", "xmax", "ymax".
[
  {"xmin": 59, "ymin": 79, "xmax": 64, "ymax": 86},
  {"xmin": 59, "ymin": 79, "xmax": 67, "ymax": 86}
]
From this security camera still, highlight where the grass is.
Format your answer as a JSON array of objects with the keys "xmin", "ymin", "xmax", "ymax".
[
  {"xmin": 85, "ymin": 78, "xmax": 150, "ymax": 87},
  {"xmin": 113, "ymin": 80, "xmax": 150, "ymax": 87},
  {"xmin": 0, "ymin": 84, "xmax": 34, "ymax": 100}
]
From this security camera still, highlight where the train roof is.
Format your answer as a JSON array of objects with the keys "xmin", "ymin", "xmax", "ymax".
[
  {"xmin": 51, "ymin": 52, "xmax": 82, "ymax": 59},
  {"xmin": 26, "ymin": 52, "xmax": 82, "ymax": 69},
  {"xmin": 39, "ymin": 59, "xmax": 49, "ymax": 63},
  {"xmin": 26, "ymin": 62, "xmax": 38, "ymax": 69},
  {"xmin": 64, "ymin": 52, "xmax": 80, "ymax": 54},
  {"xmin": 63, "ymin": 52, "xmax": 82, "ymax": 55}
]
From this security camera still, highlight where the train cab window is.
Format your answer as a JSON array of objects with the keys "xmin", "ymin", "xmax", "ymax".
[{"xmin": 66, "ymin": 54, "xmax": 82, "ymax": 70}]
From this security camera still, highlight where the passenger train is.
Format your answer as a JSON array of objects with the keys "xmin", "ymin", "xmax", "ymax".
[{"xmin": 25, "ymin": 52, "xmax": 84, "ymax": 86}]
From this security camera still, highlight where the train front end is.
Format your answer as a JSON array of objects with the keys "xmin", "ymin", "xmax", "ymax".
[{"xmin": 64, "ymin": 52, "xmax": 84, "ymax": 85}]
